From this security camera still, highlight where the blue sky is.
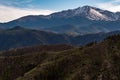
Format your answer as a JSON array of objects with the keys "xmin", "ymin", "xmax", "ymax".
[
  {"xmin": 0, "ymin": 0, "xmax": 105, "ymax": 10},
  {"xmin": 0, "ymin": 0, "xmax": 120, "ymax": 22}
]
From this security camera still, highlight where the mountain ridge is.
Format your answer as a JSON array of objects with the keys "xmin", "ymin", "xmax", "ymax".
[
  {"xmin": 0, "ymin": 5, "xmax": 120, "ymax": 35},
  {"xmin": 0, "ymin": 26, "xmax": 120, "ymax": 51}
]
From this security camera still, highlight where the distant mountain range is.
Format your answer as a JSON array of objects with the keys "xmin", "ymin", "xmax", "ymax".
[
  {"xmin": 0, "ymin": 5, "xmax": 120, "ymax": 50},
  {"xmin": 0, "ymin": 26, "xmax": 120, "ymax": 51},
  {"xmin": 0, "ymin": 6, "xmax": 120, "ymax": 35}
]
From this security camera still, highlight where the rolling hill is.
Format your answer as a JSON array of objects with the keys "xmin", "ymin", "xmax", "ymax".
[
  {"xmin": 0, "ymin": 26, "xmax": 71, "ymax": 50},
  {"xmin": 0, "ymin": 26, "xmax": 120, "ymax": 51},
  {"xmin": 0, "ymin": 35, "xmax": 120, "ymax": 80}
]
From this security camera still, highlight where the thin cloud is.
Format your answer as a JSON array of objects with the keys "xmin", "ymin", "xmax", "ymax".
[
  {"xmin": 97, "ymin": 0, "xmax": 120, "ymax": 12},
  {"xmin": 0, "ymin": 0, "xmax": 33, "ymax": 6},
  {"xmin": 0, "ymin": 5, "xmax": 54, "ymax": 23}
]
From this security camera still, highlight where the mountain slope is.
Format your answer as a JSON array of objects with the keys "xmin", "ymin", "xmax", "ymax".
[
  {"xmin": 0, "ymin": 6, "xmax": 120, "ymax": 35},
  {"xmin": 0, "ymin": 26, "xmax": 120, "ymax": 51},
  {"xmin": 0, "ymin": 26, "xmax": 71, "ymax": 50},
  {"xmin": 14, "ymin": 35, "xmax": 120, "ymax": 80},
  {"xmin": 0, "ymin": 35, "xmax": 120, "ymax": 80},
  {"xmin": 0, "ymin": 44, "xmax": 73, "ymax": 80}
]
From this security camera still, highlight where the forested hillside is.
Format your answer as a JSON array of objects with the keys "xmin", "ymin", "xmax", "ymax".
[{"xmin": 0, "ymin": 35, "xmax": 120, "ymax": 80}]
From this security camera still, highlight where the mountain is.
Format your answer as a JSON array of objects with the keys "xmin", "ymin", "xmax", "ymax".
[
  {"xmin": 0, "ymin": 35, "xmax": 120, "ymax": 80},
  {"xmin": 0, "ymin": 26, "xmax": 71, "ymax": 50},
  {"xmin": 0, "ymin": 6, "xmax": 120, "ymax": 35},
  {"xmin": 50, "ymin": 6, "xmax": 119, "ymax": 21},
  {"xmin": 0, "ymin": 26, "xmax": 120, "ymax": 51}
]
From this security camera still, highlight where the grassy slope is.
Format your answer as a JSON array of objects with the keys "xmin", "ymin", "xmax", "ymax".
[{"xmin": 0, "ymin": 35, "xmax": 120, "ymax": 80}]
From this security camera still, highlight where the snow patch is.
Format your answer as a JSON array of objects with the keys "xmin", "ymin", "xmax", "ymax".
[{"xmin": 88, "ymin": 8, "xmax": 108, "ymax": 20}]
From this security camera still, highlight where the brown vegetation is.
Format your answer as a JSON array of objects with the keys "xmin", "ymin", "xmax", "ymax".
[{"xmin": 0, "ymin": 35, "xmax": 120, "ymax": 80}]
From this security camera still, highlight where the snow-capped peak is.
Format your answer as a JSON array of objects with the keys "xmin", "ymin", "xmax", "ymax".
[
  {"xmin": 88, "ymin": 8, "xmax": 108, "ymax": 20},
  {"xmin": 49, "ymin": 5, "xmax": 120, "ymax": 21},
  {"xmin": 73, "ymin": 6, "xmax": 117, "ymax": 21},
  {"xmin": 74, "ymin": 6, "xmax": 90, "ymax": 14}
]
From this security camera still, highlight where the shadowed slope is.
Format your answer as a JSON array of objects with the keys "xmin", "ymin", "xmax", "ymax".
[{"xmin": 0, "ymin": 35, "xmax": 120, "ymax": 80}]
